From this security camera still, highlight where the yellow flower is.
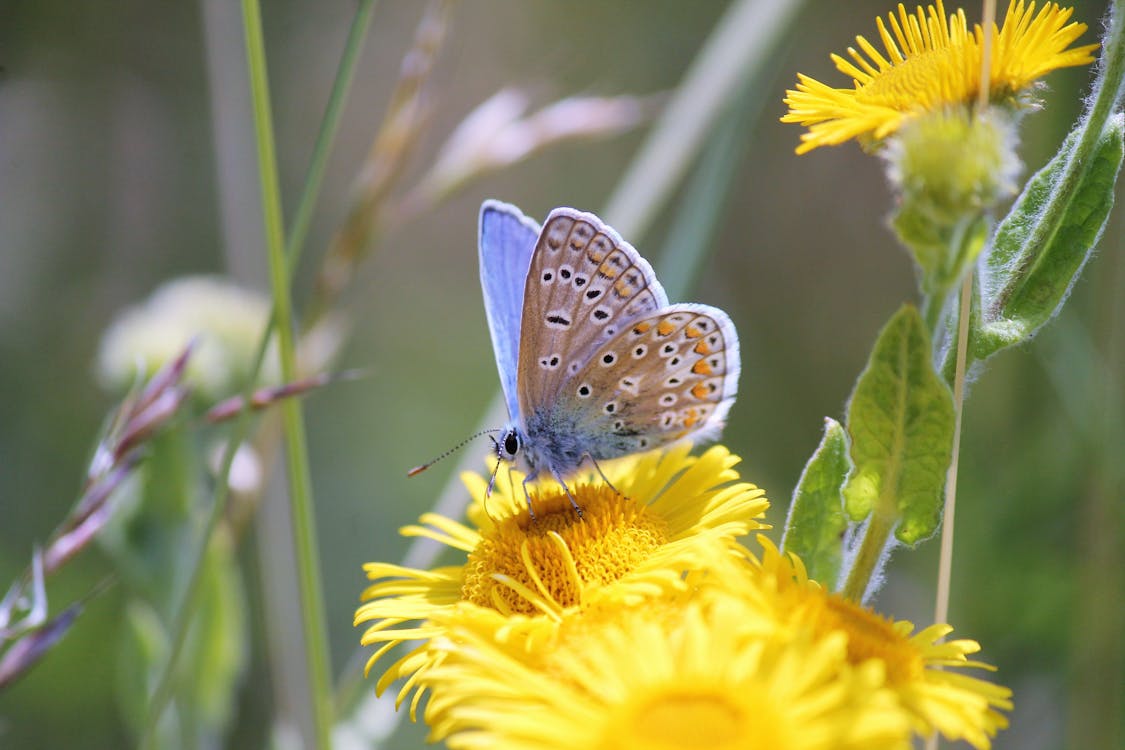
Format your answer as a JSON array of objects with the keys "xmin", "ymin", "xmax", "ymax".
[
  {"xmin": 354, "ymin": 444, "xmax": 768, "ymax": 715},
  {"xmin": 423, "ymin": 585, "xmax": 912, "ymax": 750},
  {"xmin": 781, "ymin": 1, "xmax": 1097, "ymax": 153},
  {"xmin": 747, "ymin": 536, "xmax": 1014, "ymax": 749}
]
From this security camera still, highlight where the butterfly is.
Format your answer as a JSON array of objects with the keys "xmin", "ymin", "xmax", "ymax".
[{"xmin": 478, "ymin": 200, "xmax": 740, "ymax": 514}]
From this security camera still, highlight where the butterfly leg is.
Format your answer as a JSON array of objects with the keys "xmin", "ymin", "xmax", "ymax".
[
  {"xmin": 549, "ymin": 468, "xmax": 584, "ymax": 519},
  {"xmin": 520, "ymin": 472, "xmax": 539, "ymax": 522},
  {"xmin": 581, "ymin": 453, "xmax": 622, "ymax": 496}
]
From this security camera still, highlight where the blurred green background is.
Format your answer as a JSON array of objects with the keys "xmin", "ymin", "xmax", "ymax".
[{"xmin": 0, "ymin": 1, "xmax": 1120, "ymax": 748}]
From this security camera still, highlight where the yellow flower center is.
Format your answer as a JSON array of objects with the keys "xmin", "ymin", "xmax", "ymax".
[
  {"xmin": 461, "ymin": 484, "xmax": 669, "ymax": 615},
  {"xmin": 817, "ymin": 595, "xmax": 925, "ymax": 685},
  {"xmin": 857, "ymin": 46, "xmax": 970, "ymax": 111}
]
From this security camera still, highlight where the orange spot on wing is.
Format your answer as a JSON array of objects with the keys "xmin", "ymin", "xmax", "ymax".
[
  {"xmin": 691, "ymin": 383, "xmax": 710, "ymax": 400},
  {"xmin": 633, "ymin": 322, "xmax": 652, "ymax": 335},
  {"xmin": 685, "ymin": 325, "xmax": 703, "ymax": 338},
  {"xmin": 614, "ymin": 279, "xmax": 634, "ymax": 297},
  {"xmin": 683, "ymin": 409, "xmax": 698, "ymax": 429},
  {"xmin": 657, "ymin": 320, "xmax": 676, "ymax": 336},
  {"xmin": 692, "ymin": 361, "xmax": 713, "ymax": 376},
  {"xmin": 693, "ymin": 340, "xmax": 711, "ymax": 355}
]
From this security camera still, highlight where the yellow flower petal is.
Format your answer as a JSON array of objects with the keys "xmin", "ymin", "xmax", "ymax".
[
  {"xmin": 354, "ymin": 444, "xmax": 769, "ymax": 713},
  {"xmin": 424, "ymin": 591, "xmax": 912, "ymax": 750},
  {"xmin": 782, "ymin": 1, "xmax": 1097, "ymax": 153},
  {"xmin": 746, "ymin": 535, "xmax": 1013, "ymax": 749}
]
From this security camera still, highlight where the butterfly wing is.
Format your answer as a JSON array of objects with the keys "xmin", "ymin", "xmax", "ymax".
[
  {"xmin": 516, "ymin": 208, "xmax": 669, "ymax": 418},
  {"xmin": 479, "ymin": 200, "xmax": 541, "ymax": 420},
  {"xmin": 560, "ymin": 303, "xmax": 740, "ymax": 458}
]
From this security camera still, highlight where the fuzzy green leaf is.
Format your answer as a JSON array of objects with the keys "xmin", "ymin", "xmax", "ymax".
[
  {"xmin": 186, "ymin": 537, "xmax": 248, "ymax": 737},
  {"xmin": 118, "ymin": 602, "xmax": 169, "ymax": 733},
  {"xmin": 843, "ymin": 305, "xmax": 955, "ymax": 546},
  {"xmin": 782, "ymin": 418, "xmax": 850, "ymax": 585},
  {"xmin": 976, "ymin": 114, "xmax": 1124, "ymax": 359}
]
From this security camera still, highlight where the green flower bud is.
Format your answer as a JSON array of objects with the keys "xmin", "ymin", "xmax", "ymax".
[{"xmin": 885, "ymin": 108, "xmax": 1021, "ymax": 296}]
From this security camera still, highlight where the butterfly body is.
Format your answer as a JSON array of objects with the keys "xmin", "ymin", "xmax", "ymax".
[{"xmin": 479, "ymin": 201, "xmax": 739, "ymax": 501}]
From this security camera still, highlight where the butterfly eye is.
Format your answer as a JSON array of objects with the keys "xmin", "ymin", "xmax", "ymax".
[{"xmin": 502, "ymin": 430, "xmax": 521, "ymax": 458}]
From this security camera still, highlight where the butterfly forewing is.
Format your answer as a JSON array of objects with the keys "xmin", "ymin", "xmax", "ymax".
[
  {"xmin": 479, "ymin": 201, "xmax": 541, "ymax": 421},
  {"xmin": 516, "ymin": 208, "xmax": 669, "ymax": 417},
  {"xmin": 561, "ymin": 304, "xmax": 740, "ymax": 459}
]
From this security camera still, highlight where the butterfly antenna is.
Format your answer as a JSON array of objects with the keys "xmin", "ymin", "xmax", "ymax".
[
  {"xmin": 482, "ymin": 449, "xmax": 504, "ymax": 523},
  {"xmin": 407, "ymin": 429, "xmax": 500, "ymax": 477},
  {"xmin": 484, "ymin": 445, "xmax": 502, "ymax": 498}
]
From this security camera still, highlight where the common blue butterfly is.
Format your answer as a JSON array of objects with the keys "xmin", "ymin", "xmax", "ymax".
[{"xmin": 478, "ymin": 200, "xmax": 740, "ymax": 513}]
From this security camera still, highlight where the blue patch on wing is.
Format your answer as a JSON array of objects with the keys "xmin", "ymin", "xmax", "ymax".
[{"xmin": 479, "ymin": 200, "xmax": 540, "ymax": 421}]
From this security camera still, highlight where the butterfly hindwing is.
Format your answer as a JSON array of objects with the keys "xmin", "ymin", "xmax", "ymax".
[
  {"xmin": 516, "ymin": 208, "xmax": 669, "ymax": 419},
  {"xmin": 479, "ymin": 200, "xmax": 541, "ymax": 421},
  {"xmin": 559, "ymin": 304, "xmax": 740, "ymax": 459}
]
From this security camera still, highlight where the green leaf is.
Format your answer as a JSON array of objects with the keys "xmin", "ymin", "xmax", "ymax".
[
  {"xmin": 842, "ymin": 305, "xmax": 955, "ymax": 546},
  {"xmin": 99, "ymin": 431, "xmax": 198, "ymax": 614},
  {"xmin": 184, "ymin": 534, "xmax": 248, "ymax": 740},
  {"xmin": 117, "ymin": 601, "xmax": 170, "ymax": 734},
  {"xmin": 782, "ymin": 418, "xmax": 850, "ymax": 585},
  {"xmin": 975, "ymin": 114, "xmax": 1125, "ymax": 359}
]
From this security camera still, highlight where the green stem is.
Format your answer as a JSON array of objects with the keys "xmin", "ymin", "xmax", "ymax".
[
  {"xmin": 242, "ymin": 2, "xmax": 333, "ymax": 749},
  {"xmin": 841, "ymin": 511, "xmax": 896, "ymax": 602},
  {"xmin": 921, "ymin": 294, "xmax": 944, "ymax": 340},
  {"xmin": 988, "ymin": 1, "xmax": 1125, "ymax": 323},
  {"xmin": 139, "ymin": 423, "xmax": 258, "ymax": 750},
  {"xmin": 923, "ymin": 212, "xmax": 986, "ymax": 341},
  {"xmin": 656, "ymin": 49, "xmax": 772, "ymax": 301},
  {"xmin": 1060, "ymin": 0, "xmax": 1125, "ymax": 204},
  {"xmin": 285, "ymin": 0, "xmax": 379, "ymax": 269},
  {"xmin": 602, "ymin": 0, "xmax": 804, "ymax": 240},
  {"xmin": 141, "ymin": 4, "xmax": 378, "ymax": 745}
]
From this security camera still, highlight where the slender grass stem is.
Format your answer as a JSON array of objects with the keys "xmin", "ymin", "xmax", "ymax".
[
  {"xmin": 932, "ymin": 0, "xmax": 996, "ymax": 638},
  {"xmin": 603, "ymin": 0, "xmax": 803, "ymax": 240},
  {"xmin": 976, "ymin": 0, "xmax": 996, "ymax": 111},
  {"xmin": 925, "ymin": 1, "xmax": 995, "ymax": 744},
  {"xmin": 933, "ymin": 270, "xmax": 973, "ymax": 626},
  {"xmin": 241, "ymin": 2, "xmax": 333, "ymax": 748},
  {"xmin": 656, "ymin": 54, "xmax": 773, "ymax": 301},
  {"xmin": 140, "ymin": 5, "xmax": 377, "ymax": 746},
  {"xmin": 286, "ymin": 0, "xmax": 380, "ymax": 269}
]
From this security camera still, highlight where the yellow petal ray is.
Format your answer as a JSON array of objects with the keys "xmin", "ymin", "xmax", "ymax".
[{"xmin": 782, "ymin": 0, "xmax": 1097, "ymax": 152}]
